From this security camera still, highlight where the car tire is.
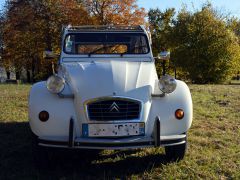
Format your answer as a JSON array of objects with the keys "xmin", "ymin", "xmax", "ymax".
[{"xmin": 165, "ymin": 138, "xmax": 187, "ymax": 162}]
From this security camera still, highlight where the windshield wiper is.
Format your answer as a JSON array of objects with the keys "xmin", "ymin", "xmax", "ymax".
[
  {"xmin": 88, "ymin": 46, "xmax": 105, "ymax": 57},
  {"xmin": 120, "ymin": 52, "xmax": 126, "ymax": 57},
  {"xmin": 88, "ymin": 44, "xmax": 126, "ymax": 57}
]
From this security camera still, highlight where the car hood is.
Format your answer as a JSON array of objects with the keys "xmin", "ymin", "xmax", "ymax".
[{"xmin": 61, "ymin": 60, "xmax": 157, "ymax": 103}]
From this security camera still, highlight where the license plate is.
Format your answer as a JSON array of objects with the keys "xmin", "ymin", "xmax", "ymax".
[{"xmin": 82, "ymin": 123, "xmax": 145, "ymax": 137}]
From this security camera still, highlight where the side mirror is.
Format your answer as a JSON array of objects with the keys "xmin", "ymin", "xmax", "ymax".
[
  {"xmin": 43, "ymin": 50, "xmax": 59, "ymax": 60},
  {"xmin": 158, "ymin": 51, "xmax": 170, "ymax": 61}
]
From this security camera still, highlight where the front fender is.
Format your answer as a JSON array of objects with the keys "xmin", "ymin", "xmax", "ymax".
[
  {"xmin": 147, "ymin": 80, "xmax": 193, "ymax": 136},
  {"xmin": 28, "ymin": 82, "xmax": 78, "ymax": 138}
]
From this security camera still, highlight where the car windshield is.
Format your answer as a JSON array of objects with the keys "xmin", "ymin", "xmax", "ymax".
[{"xmin": 64, "ymin": 33, "xmax": 149, "ymax": 55}]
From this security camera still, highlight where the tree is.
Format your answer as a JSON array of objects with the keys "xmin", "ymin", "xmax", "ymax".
[
  {"xmin": 170, "ymin": 4, "xmax": 240, "ymax": 83},
  {"xmin": 0, "ymin": 12, "xmax": 4, "ymax": 62},
  {"xmin": 83, "ymin": 0, "xmax": 146, "ymax": 25},
  {"xmin": 1, "ymin": 0, "xmax": 146, "ymax": 82},
  {"xmin": 148, "ymin": 8, "xmax": 176, "ymax": 77},
  {"xmin": 1, "ymin": 0, "xmax": 89, "ymax": 82},
  {"xmin": 148, "ymin": 8, "xmax": 175, "ymax": 55},
  {"xmin": 227, "ymin": 17, "xmax": 240, "ymax": 37}
]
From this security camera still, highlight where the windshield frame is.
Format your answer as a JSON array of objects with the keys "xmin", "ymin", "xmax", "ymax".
[{"xmin": 63, "ymin": 32, "xmax": 151, "ymax": 55}]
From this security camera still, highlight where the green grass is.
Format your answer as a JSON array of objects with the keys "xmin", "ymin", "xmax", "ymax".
[
  {"xmin": 0, "ymin": 84, "xmax": 239, "ymax": 179},
  {"xmin": 231, "ymin": 80, "xmax": 240, "ymax": 85}
]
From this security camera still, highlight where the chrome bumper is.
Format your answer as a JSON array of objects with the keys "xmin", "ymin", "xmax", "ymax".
[{"xmin": 36, "ymin": 117, "xmax": 186, "ymax": 150}]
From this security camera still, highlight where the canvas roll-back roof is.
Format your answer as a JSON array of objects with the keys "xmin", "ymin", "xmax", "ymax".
[{"xmin": 65, "ymin": 25, "xmax": 145, "ymax": 33}]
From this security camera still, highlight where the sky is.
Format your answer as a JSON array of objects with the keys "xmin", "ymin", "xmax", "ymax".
[
  {"xmin": 0, "ymin": 0, "xmax": 240, "ymax": 18},
  {"xmin": 138, "ymin": 0, "xmax": 240, "ymax": 17}
]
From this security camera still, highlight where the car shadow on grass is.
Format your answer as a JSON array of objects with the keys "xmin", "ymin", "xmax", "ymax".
[{"xmin": 0, "ymin": 122, "xmax": 168, "ymax": 180}]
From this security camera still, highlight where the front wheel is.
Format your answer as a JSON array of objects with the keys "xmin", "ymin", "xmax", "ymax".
[{"xmin": 165, "ymin": 141, "xmax": 187, "ymax": 162}]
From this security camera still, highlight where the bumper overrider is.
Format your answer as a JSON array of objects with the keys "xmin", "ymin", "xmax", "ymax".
[{"xmin": 36, "ymin": 117, "xmax": 187, "ymax": 150}]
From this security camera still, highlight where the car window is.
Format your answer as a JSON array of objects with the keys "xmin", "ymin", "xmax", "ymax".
[{"xmin": 64, "ymin": 33, "xmax": 149, "ymax": 54}]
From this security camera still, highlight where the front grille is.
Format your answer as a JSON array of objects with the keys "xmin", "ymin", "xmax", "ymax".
[{"xmin": 87, "ymin": 98, "xmax": 141, "ymax": 121}]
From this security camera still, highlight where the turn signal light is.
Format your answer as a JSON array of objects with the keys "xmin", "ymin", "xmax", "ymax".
[
  {"xmin": 39, "ymin": 111, "xmax": 49, "ymax": 122},
  {"xmin": 175, "ymin": 109, "xmax": 184, "ymax": 120}
]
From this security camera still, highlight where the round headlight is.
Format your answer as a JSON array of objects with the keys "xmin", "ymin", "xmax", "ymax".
[
  {"xmin": 158, "ymin": 75, "xmax": 177, "ymax": 94},
  {"xmin": 46, "ymin": 75, "xmax": 65, "ymax": 94}
]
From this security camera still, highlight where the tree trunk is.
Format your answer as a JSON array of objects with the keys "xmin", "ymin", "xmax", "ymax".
[
  {"xmin": 27, "ymin": 70, "xmax": 31, "ymax": 83},
  {"xmin": 6, "ymin": 71, "xmax": 10, "ymax": 79},
  {"xmin": 16, "ymin": 71, "xmax": 20, "ymax": 80},
  {"xmin": 31, "ymin": 58, "xmax": 35, "ymax": 82}
]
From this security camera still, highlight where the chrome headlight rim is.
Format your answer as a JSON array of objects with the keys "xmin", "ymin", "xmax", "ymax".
[
  {"xmin": 158, "ymin": 74, "xmax": 177, "ymax": 94},
  {"xmin": 46, "ymin": 74, "xmax": 65, "ymax": 94}
]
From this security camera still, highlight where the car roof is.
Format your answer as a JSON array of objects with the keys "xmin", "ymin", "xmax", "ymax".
[{"xmin": 64, "ymin": 25, "xmax": 145, "ymax": 33}]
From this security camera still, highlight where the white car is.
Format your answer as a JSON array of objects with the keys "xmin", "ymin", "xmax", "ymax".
[{"xmin": 29, "ymin": 25, "xmax": 193, "ymax": 162}]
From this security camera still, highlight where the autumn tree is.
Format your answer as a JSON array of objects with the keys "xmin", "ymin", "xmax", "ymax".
[
  {"xmin": 2, "ymin": 0, "xmax": 89, "ymax": 82},
  {"xmin": 2, "ymin": 0, "xmax": 36, "ymax": 80},
  {"xmin": 83, "ymin": 0, "xmax": 146, "ymax": 25},
  {"xmin": 1, "ymin": 0, "xmax": 146, "ymax": 82}
]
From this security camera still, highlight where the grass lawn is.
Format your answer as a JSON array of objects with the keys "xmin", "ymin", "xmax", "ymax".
[
  {"xmin": 231, "ymin": 80, "xmax": 240, "ymax": 85},
  {"xmin": 0, "ymin": 84, "xmax": 239, "ymax": 179}
]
